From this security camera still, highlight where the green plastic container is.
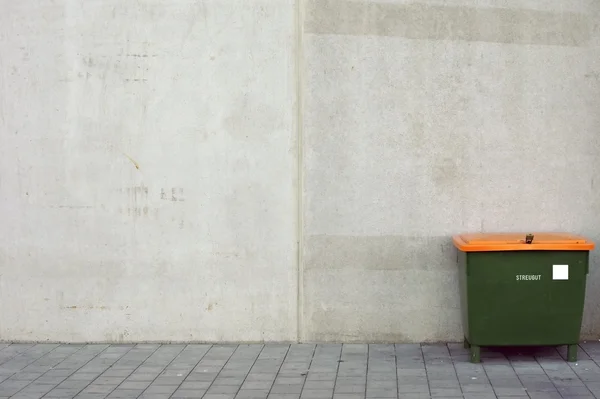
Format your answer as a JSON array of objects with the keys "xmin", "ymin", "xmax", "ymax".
[{"xmin": 453, "ymin": 232, "xmax": 595, "ymax": 363}]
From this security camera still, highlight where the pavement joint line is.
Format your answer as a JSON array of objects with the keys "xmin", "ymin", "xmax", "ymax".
[
  {"xmin": 102, "ymin": 343, "xmax": 167, "ymax": 398},
  {"xmin": 10, "ymin": 343, "xmax": 89, "ymax": 397},
  {"xmin": 136, "ymin": 344, "xmax": 188, "ymax": 398},
  {"xmin": 62, "ymin": 344, "xmax": 134, "ymax": 399},
  {"xmin": 265, "ymin": 344, "xmax": 292, "ymax": 398}
]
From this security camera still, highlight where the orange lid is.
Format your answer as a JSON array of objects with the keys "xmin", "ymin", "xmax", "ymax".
[{"xmin": 453, "ymin": 232, "xmax": 594, "ymax": 252}]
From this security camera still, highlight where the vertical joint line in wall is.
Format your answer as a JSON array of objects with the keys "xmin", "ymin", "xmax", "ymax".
[{"xmin": 295, "ymin": 0, "xmax": 304, "ymax": 343}]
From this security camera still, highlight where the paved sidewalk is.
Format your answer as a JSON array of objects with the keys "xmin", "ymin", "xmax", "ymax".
[{"xmin": 0, "ymin": 343, "xmax": 599, "ymax": 399}]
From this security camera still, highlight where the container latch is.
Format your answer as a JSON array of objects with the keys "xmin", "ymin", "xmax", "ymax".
[{"xmin": 525, "ymin": 233, "xmax": 534, "ymax": 244}]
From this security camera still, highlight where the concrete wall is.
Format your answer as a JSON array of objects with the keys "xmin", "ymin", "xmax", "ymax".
[
  {"xmin": 0, "ymin": 0, "xmax": 298, "ymax": 342},
  {"xmin": 301, "ymin": 0, "xmax": 600, "ymax": 342},
  {"xmin": 1, "ymin": 0, "xmax": 600, "ymax": 343}
]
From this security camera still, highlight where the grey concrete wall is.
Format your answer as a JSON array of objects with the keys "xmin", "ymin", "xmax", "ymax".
[
  {"xmin": 0, "ymin": 0, "xmax": 298, "ymax": 342},
  {"xmin": 1, "ymin": 0, "xmax": 600, "ymax": 343},
  {"xmin": 300, "ymin": 0, "xmax": 600, "ymax": 342}
]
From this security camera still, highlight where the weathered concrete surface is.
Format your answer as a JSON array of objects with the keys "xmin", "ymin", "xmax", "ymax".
[
  {"xmin": 301, "ymin": 0, "xmax": 600, "ymax": 341},
  {"xmin": 3, "ymin": 0, "xmax": 600, "ymax": 343},
  {"xmin": 0, "ymin": 0, "xmax": 297, "ymax": 342}
]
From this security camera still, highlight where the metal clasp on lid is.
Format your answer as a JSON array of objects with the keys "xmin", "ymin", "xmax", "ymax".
[{"xmin": 525, "ymin": 233, "xmax": 534, "ymax": 244}]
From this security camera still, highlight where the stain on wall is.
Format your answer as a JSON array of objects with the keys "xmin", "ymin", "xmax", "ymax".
[
  {"xmin": 304, "ymin": 235, "xmax": 455, "ymax": 271},
  {"xmin": 304, "ymin": 0, "xmax": 590, "ymax": 46}
]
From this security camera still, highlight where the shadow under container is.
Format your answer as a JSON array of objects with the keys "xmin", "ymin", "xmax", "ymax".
[{"xmin": 453, "ymin": 232, "xmax": 594, "ymax": 363}]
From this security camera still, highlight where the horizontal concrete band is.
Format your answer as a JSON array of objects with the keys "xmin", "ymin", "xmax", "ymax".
[{"xmin": 304, "ymin": 0, "xmax": 590, "ymax": 46}]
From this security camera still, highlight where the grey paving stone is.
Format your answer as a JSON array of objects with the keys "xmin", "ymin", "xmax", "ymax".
[
  {"xmin": 103, "ymin": 369, "xmax": 135, "ymax": 377},
  {"xmin": 337, "ymin": 371, "xmax": 365, "ymax": 378},
  {"xmin": 138, "ymin": 366, "xmax": 165, "ymax": 373},
  {"xmin": 365, "ymin": 388, "xmax": 397, "ymax": 398},
  {"xmin": 304, "ymin": 380, "xmax": 335, "ymax": 390},
  {"xmin": 236, "ymin": 390, "xmax": 270, "ymax": 399},
  {"xmin": 306, "ymin": 372, "xmax": 335, "ymax": 380},
  {"xmin": 11, "ymin": 394, "xmax": 47, "ymax": 399},
  {"xmin": 335, "ymin": 377, "xmax": 364, "ymax": 385},
  {"xmin": 215, "ymin": 377, "xmax": 246, "ymax": 385},
  {"xmin": 300, "ymin": 389, "xmax": 334, "ymax": 399},
  {"xmin": 396, "ymin": 384, "xmax": 429, "ymax": 394},
  {"xmin": 488, "ymin": 377, "xmax": 522, "ymax": 388},
  {"xmin": 69, "ymin": 372, "xmax": 102, "ymax": 381},
  {"xmin": 511, "ymin": 363, "xmax": 545, "ymax": 375},
  {"xmin": 126, "ymin": 373, "xmax": 158, "ymax": 381},
  {"xmin": 138, "ymin": 394, "xmax": 173, "ymax": 399},
  {"xmin": 208, "ymin": 384, "xmax": 241, "ymax": 394},
  {"xmin": 44, "ymin": 387, "xmax": 83, "ymax": 397},
  {"xmin": 171, "ymin": 389, "xmax": 207, "ymax": 398},
  {"xmin": 459, "ymin": 383, "xmax": 494, "ymax": 394},
  {"xmin": 396, "ymin": 376, "xmax": 427, "ymax": 384},
  {"xmin": 527, "ymin": 392, "xmax": 562, "ymax": 399},
  {"xmin": 428, "ymin": 387, "xmax": 463, "ymax": 397},
  {"xmin": 243, "ymin": 380, "xmax": 274, "ymax": 390},
  {"xmin": 0, "ymin": 380, "xmax": 30, "ymax": 396},
  {"xmin": 270, "ymin": 384, "xmax": 303, "ymax": 394},
  {"xmin": 367, "ymin": 374, "xmax": 396, "ymax": 382},
  {"xmin": 427, "ymin": 380, "xmax": 459, "ymax": 388},
  {"xmin": 396, "ymin": 369, "xmax": 427, "ymax": 377},
  {"xmin": 56, "ymin": 379, "xmax": 93, "ymax": 389},
  {"xmin": 143, "ymin": 384, "xmax": 178, "ymax": 394},
  {"xmin": 204, "ymin": 394, "xmax": 237, "ymax": 399},
  {"xmin": 425, "ymin": 372, "xmax": 457, "ymax": 381},
  {"xmin": 397, "ymin": 394, "xmax": 431, "ymax": 399},
  {"xmin": 159, "ymin": 369, "xmax": 187, "ymax": 377},
  {"xmin": 107, "ymin": 390, "xmax": 145, "ymax": 398},
  {"xmin": 79, "ymin": 384, "xmax": 117, "ymax": 394},
  {"xmin": 117, "ymin": 380, "xmax": 152, "ymax": 389},
  {"xmin": 187, "ymin": 371, "xmax": 219, "ymax": 381},
  {"xmin": 520, "ymin": 380, "xmax": 557, "ymax": 392},
  {"xmin": 152, "ymin": 376, "xmax": 185, "ymax": 385},
  {"xmin": 178, "ymin": 380, "xmax": 210, "ymax": 390},
  {"xmin": 555, "ymin": 385, "xmax": 593, "ymax": 396},
  {"xmin": 18, "ymin": 383, "xmax": 57, "ymax": 394},
  {"xmin": 276, "ymin": 376, "xmax": 305, "ymax": 384},
  {"xmin": 462, "ymin": 394, "xmax": 496, "ymax": 399},
  {"xmin": 493, "ymin": 386, "xmax": 530, "ymax": 396},
  {"xmin": 11, "ymin": 372, "xmax": 44, "ymax": 381},
  {"xmin": 221, "ymin": 370, "xmax": 251, "ymax": 378},
  {"xmin": 334, "ymin": 385, "xmax": 365, "ymax": 393},
  {"xmin": 367, "ymin": 379, "xmax": 396, "ymax": 387}
]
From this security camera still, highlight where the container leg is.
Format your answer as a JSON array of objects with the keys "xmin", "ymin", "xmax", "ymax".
[
  {"xmin": 470, "ymin": 345, "xmax": 480, "ymax": 363},
  {"xmin": 463, "ymin": 337, "xmax": 470, "ymax": 349},
  {"xmin": 567, "ymin": 344, "xmax": 578, "ymax": 362}
]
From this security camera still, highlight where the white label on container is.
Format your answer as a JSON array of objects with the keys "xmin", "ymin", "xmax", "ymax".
[
  {"xmin": 553, "ymin": 264, "xmax": 569, "ymax": 280},
  {"xmin": 516, "ymin": 275, "xmax": 541, "ymax": 281}
]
